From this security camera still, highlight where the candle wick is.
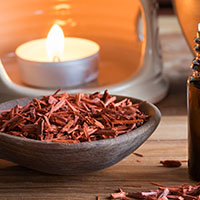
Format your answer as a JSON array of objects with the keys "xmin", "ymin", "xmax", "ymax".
[{"xmin": 53, "ymin": 56, "xmax": 61, "ymax": 62}]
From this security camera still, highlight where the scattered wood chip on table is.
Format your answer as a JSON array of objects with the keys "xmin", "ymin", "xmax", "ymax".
[{"xmin": 160, "ymin": 160, "xmax": 182, "ymax": 168}]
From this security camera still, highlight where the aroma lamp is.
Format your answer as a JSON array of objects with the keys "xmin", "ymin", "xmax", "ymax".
[{"xmin": 0, "ymin": 0, "xmax": 168, "ymax": 103}]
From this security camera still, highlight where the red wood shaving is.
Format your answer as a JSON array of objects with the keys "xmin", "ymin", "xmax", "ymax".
[
  {"xmin": 0, "ymin": 90, "xmax": 149, "ymax": 143},
  {"xmin": 151, "ymin": 182, "xmax": 166, "ymax": 187},
  {"xmin": 133, "ymin": 152, "xmax": 144, "ymax": 157},
  {"xmin": 111, "ymin": 189, "xmax": 131, "ymax": 200},
  {"xmin": 96, "ymin": 195, "xmax": 100, "ymax": 200},
  {"xmin": 109, "ymin": 183, "xmax": 200, "ymax": 200},
  {"xmin": 160, "ymin": 160, "xmax": 182, "ymax": 168}
]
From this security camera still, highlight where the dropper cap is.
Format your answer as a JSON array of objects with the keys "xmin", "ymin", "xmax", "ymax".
[{"xmin": 191, "ymin": 23, "xmax": 200, "ymax": 71}]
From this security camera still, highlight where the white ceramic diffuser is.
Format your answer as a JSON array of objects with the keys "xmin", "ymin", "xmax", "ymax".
[{"xmin": 0, "ymin": 0, "xmax": 168, "ymax": 103}]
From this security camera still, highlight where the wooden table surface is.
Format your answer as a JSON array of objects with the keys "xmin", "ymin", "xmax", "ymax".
[{"xmin": 0, "ymin": 16, "xmax": 196, "ymax": 199}]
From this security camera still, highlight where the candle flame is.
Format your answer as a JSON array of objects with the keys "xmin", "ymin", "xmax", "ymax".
[{"xmin": 46, "ymin": 24, "xmax": 64, "ymax": 62}]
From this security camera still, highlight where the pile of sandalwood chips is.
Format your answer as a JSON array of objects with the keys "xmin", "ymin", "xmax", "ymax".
[
  {"xmin": 108, "ymin": 182, "xmax": 200, "ymax": 200},
  {"xmin": 0, "ymin": 90, "xmax": 148, "ymax": 143}
]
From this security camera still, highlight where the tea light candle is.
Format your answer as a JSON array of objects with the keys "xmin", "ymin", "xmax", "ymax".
[{"xmin": 15, "ymin": 24, "xmax": 100, "ymax": 88}]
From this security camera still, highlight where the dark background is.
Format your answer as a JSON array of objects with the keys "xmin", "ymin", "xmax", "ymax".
[{"xmin": 158, "ymin": 0, "xmax": 173, "ymax": 15}]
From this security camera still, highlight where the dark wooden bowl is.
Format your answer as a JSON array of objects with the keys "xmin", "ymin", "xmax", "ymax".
[{"xmin": 0, "ymin": 96, "xmax": 161, "ymax": 175}]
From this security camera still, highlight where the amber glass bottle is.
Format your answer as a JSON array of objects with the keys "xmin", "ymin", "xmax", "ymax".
[{"xmin": 188, "ymin": 26, "xmax": 200, "ymax": 181}]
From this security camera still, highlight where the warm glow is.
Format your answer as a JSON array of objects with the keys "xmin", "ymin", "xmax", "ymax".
[{"xmin": 46, "ymin": 24, "xmax": 65, "ymax": 61}]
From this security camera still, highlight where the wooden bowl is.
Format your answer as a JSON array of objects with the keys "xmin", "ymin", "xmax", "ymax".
[{"xmin": 0, "ymin": 96, "xmax": 161, "ymax": 175}]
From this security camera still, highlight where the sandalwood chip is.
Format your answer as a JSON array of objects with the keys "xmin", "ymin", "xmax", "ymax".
[
  {"xmin": 111, "ymin": 189, "xmax": 131, "ymax": 200},
  {"xmin": 0, "ymin": 90, "xmax": 149, "ymax": 143},
  {"xmin": 160, "ymin": 160, "xmax": 182, "ymax": 168},
  {"xmin": 133, "ymin": 152, "xmax": 144, "ymax": 157},
  {"xmin": 96, "ymin": 196, "xmax": 100, "ymax": 200}
]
